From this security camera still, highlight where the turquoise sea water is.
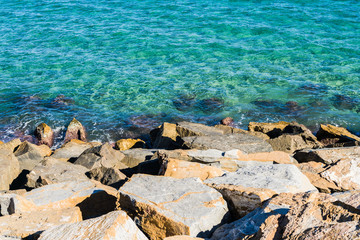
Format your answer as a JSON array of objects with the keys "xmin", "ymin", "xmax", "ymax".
[{"xmin": 0, "ymin": 0, "xmax": 360, "ymax": 144}]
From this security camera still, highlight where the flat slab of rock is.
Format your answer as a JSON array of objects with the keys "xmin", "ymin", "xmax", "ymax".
[
  {"xmin": 0, "ymin": 207, "xmax": 82, "ymax": 238},
  {"xmin": 25, "ymin": 158, "xmax": 89, "ymax": 188},
  {"xmin": 74, "ymin": 143, "xmax": 127, "ymax": 170},
  {"xmin": 0, "ymin": 193, "xmax": 36, "ymax": 216},
  {"xmin": 182, "ymin": 134, "xmax": 273, "ymax": 153},
  {"xmin": 119, "ymin": 174, "xmax": 229, "ymax": 239},
  {"xmin": 14, "ymin": 141, "xmax": 46, "ymax": 171},
  {"xmin": 205, "ymin": 164, "xmax": 317, "ymax": 218},
  {"xmin": 294, "ymin": 146, "xmax": 360, "ymax": 165},
  {"xmin": 51, "ymin": 140, "xmax": 101, "ymax": 161},
  {"xmin": 0, "ymin": 153, "xmax": 19, "ymax": 191},
  {"xmin": 38, "ymin": 210, "xmax": 148, "ymax": 240},
  {"xmin": 23, "ymin": 180, "xmax": 119, "ymax": 219},
  {"xmin": 316, "ymin": 124, "xmax": 360, "ymax": 146},
  {"xmin": 159, "ymin": 158, "xmax": 225, "ymax": 180}
]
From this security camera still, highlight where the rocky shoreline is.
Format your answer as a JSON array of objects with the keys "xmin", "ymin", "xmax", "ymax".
[{"xmin": 1, "ymin": 118, "xmax": 360, "ymax": 239}]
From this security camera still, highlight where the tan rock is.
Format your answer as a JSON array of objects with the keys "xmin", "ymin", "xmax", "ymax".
[
  {"xmin": 159, "ymin": 158, "xmax": 225, "ymax": 180},
  {"xmin": 0, "ymin": 152, "xmax": 20, "ymax": 190},
  {"xmin": 37, "ymin": 144, "xmax": 52, "ymax": 157},
  {"xmin": 220, "ymin": 117, "xmax": 234, "ymax": 126},
  {"xmin": 215, "ymin": 124, "xmax": 270, "ymax": 140},
  {"xmin": 0, "ymin": 193, "xmax": 36, "ymax": 216},
  {"xmin": 0, "ymin": 207, "xmax": 82, "ymax": 238},
  {"xmin": 38, "ymin": 210, "xmax": 148, "ymax": 240},
  {"xmin": 176, "ymin": 121, "xmax": 224, "ymax": 137},
  {"xmin": 64, "ymin": 118, "xmax": 86, "ymax": 143},
  {"xmin": 86, "ymin": 166, "xmax": 127, "ymax": 186},
  {"xmin": 316, "ymin": 124, "xmax": 360, "ymax": 145},
  {"xmin": 115, "ymin": 138, "xmax": 145, "ymax": 151},
  {"xmin": 0, "ymin": 140, "xmax": 3, "ymax": 144},
  {"xmin": 151, "ymin": 122, "xmax": 180, "ymax": 149},
  {"xmin": 23, "ymin": 180, "xmax": 119, "ymax": 219},
  {"xmin": 14, "ymin": 141, "xmax": 46, "ymax": 171},
  {"xmin": 51, "ymin": 140, "xmax": 101, "ymax": 161},
  {"xmin": 119, "ymin": 174, "xmax": 229, "ymax": 239},
  {"xmin": 0, "ymin": 138, "xmax": 22, "ymax": 153},
  {"xmin": 268, "ymin": 134, "xmax": 317, "ymax": 153},
  {"xmin": 164, "ymin": 236, "xmax": 204, "ymax": 240},
  {"xmin": 248, "ymin": 121, "xmax": 290, "ymax": 135},
  {"xmin": 34, "ymin": 123, "xmax": 54, "ymax": 147}
]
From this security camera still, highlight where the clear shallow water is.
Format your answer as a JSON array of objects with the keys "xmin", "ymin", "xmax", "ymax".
[{"xmin": 0, "ymin": 0, "xmax": 360, "ymax": 144}]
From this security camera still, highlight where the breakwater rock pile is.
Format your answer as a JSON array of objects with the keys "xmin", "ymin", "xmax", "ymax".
[{"xmin": 1, "ymin": 118, "xmax": 360, "ymax": 239}]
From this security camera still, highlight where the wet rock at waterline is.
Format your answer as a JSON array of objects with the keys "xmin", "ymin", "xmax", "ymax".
[
  {"xmin": 34, "ymin": 123, "xmax": 54, "ymax": 147},
  {"xmin": 64, "ymin": 118, "xmax": 87, "ymax": 143}
]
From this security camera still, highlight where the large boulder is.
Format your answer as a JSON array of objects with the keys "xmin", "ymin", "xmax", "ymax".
[
  {"xmin": 23, "ymin": 180, "xmax": 119, "ymax": 219},
  {"xmin": 205, "ymin": 164, "xmax": 317, "ymax": 219},
  {"xmin": 0, "ymin": 193, "xmax": 36, "ymax": 216},
  {"xmin": 119, "ymin": 174, "xmax": 229, "ymax": 239},
  {"xmin": 13, "ymin": 141, "xmax": 46, "ymax": 171},
  {"xmin": 38, "ymin": 210, "xmax": 148, "ymax": 240},
  {"xmin": 150, "ymin": 122, "xmax": 181, "ymax": 149},
  {"xmin": 0, "ymin": 207, "xmax": 82, "ymax": 239},
  {"xmin": 316, "ymin": 124, "xmax": 360, "ymax": 146},
  {"xmin": 210, "ymin": 192, "xmax": 336, "ymax": 240},
  {"xmin": 64, "ymin": 118, "xmax": 87, "ymax": 143},
  {"xmin": 74, "ymin": 143, "xmax": 127, "ymax": 170},
  {"xmin": 86, "ymin": 166, "xmax": 127, "ymax": 186},
  {"xmin": 34, "ymin": 123, "xmax": 54, "ymax": 147},
  {"xmin": 268, "ymin": 134, "xmax": 318, "ymax": 154},
  {"xmin": 121, "ymin": 149, "xmax": 158, "ymax": 168},
  {"xmin": 248, "ymin": 121, "xmax": 290, "ymax": 138},
  {"xmin": 159, "ymin": 158, "xmax": 225, "ymax": 180},
  {"xmin": 294, "ymin": 146, "xmax": 360, "ymax": 164},
  {"xmin": 51, "ymin": 139, "xmax": 101, "ymax": 161},
  {"xmin": 115, "ymin": 138, "xmax": 145, "ymax": 151},
  {"xmin": 214, "ymin": 125, "xmax": 269, "ymax": 140},
  {"xmin": 0, "ymin": 139, "xmax": 22, "ymax": 153},
  {"xmin": 25, "ymin": 158, "xmax": 89, "ymax": 188},
  {"xmin": 182, "ymin": 134, "xmax": 273, "ymax": 153},
  {"xmin": 0, "ymin": 152, "xmax": 20, "ymax": 191}
]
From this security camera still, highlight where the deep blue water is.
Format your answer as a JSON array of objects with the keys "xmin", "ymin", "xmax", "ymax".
[{"xmin": 0, "ymin": 0, "xmax": 359, "ymax": 145}]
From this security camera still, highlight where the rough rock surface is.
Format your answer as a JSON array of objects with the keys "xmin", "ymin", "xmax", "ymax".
[
  {"xmin": 121, "ymin": 149, "xmax": 157, "ymax": 168},
  {"xmin": 268, "ymin": 134, "xmax": 317, "ymax": 153},
  {"xmin": 0, "ymin": 139, "xmax": 22, "ymax": 153},
  {"xmin": 164, "ymin": 236, "xmax": 204, "ymax": 240},
  {"xmin": 0, "ymin": 207, "xmax": 82, "ymax": 238},
  {"xmin": 74, "ymin": 143, "xmax": 127, "ymax": 170},
  {"xmin": 51, "ymin": 140, "xmax": 101, "ymax": 161},
  {"xmin": 316, "ymin": 124, "xmax": 360, "ymax": 146},
  {"xmin": 0, "ymin": 152, "xmax": 20, "ymax": 191},
  {"xmin": 210, "ymin": 192, "xmax": 335, "ymax": 240},
  {"xmin": 0, "ymin": 193, "xmax": 36, "ymax": 216},
  {"xmin": 23, "ymin": 180, "xmax": 119, "ymax": 219},
  {"xmin": 214, "ymin": 125, "xmax": 270, "ymax": 140},
  {"xmin": 205, "ymin": 164, "xmax": 317, "ymax": 218},
  {"xmin": 159, "ymin": 158, "xmax": 225, "ymax": 180},
  {"xmin": 64, "ymin": 118, "xmax": 87, "ymax": 143},
  {"xmin": 182, "ymin": 134, "xmax": 273, "ymax": 153},
  {"xmin": 248, "ymin": 121, "xmax": 290, "ymax": 138},
  {"xmin": 25, "ymin": 158, "xmax": 89, "ymax": 188},
  {"xmin": 151, "ymin": 122, "xmax": 181, "ymax": 149},
  {"xmin": 115, "ymin": 138, "xmax": 145, "ymax": 151},
  {"xmin": 119, "ymin": 174, "xmax": 229, "ymax": 239},
  {"xmin": 13, "ymin": 141, "xmax": 46, "ymax": 171},
  {"xmin": 294, "ymin": 146, "xmax": 360, "ymax": 164},
  {"xmin": 86, "ymin": 166, "xmax": 127, "ymax": 186},
  {"xmin": 34, "ymin": 123, "xmax": 54, "ymax": 147},
  {"xmin": 38, "ymin": 210, "xmax": 148, "ymax": 240}
]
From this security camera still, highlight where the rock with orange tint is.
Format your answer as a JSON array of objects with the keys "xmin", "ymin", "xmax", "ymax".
[
  {"xmin": 23, "ymin": 180, "xmax": 119, "ymax": 219},
  {"xmin": 34, "ymin": 123, "xmax": 54, "ymax": 147},
  {"xmin": 0, "ymin": 207, "xmax": 82, "ymax": 238},
  {"xmin": 316, "ymin": 124, "xmax": 360, "ymax": 146},
  {"xmin": 0, "ymin": 138, "xmax": 22, "ymax": 153},
  {"xmin": 64, "ymin": 118, "xmax": 87, "ymax": 143},
  {"xmin": 115, "ymin": 138, "xmax": 145, "ymax": 151},
  {"xmin": 0, "ymin": 152, "xmax": 20, "ymax": 191},
  {"xmin": 151, "ymin": 122, "xmax": 181, "ymax": 149},
  {"xmin": 205, "ymin": 164, "xmax": 317, "ymax": 219},
  {"xmin": 159, "ymin": 158, "xmax": 225, "ymax": 180},
  {"xmin": 38, "ymin": 210, "xmax": 148, "ymax": 240},
  {"xmin": 248, "ymin": 121, "xmax": 290, "ymax": 137},
  {"xmin": 119, "ymin": 174, "xmax": 229, "ymax": 240},
  {"xmin": 164, "ymin": 236, "xmax": 204, "ymax": 240},
  {"xmin": 294, "ymin": 146, "xmax": 360, "ymax": 164},
  {"xmin": 51, "ymin": 140, "xmax": 101, "ymax": 161},
  {"xmin": 215, "ymin": 124, "xmax": 269, "ymax": 140}
]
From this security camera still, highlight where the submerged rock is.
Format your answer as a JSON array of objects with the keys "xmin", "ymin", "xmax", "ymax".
[
  {"xmin": 64, "ymin": 118, "xmax": 87, "ymax": 143},
  {"xmin": 196, "ymin": 97, "xmax": 224, "ymax": 113},
  {"xmin": 220, "ymin": 117, "xmax": 234, "ymax": 126}
]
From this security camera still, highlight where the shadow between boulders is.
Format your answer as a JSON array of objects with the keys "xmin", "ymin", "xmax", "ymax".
[
  {"xmin": 10, "ymin": 170, "xmax": 32, "ymax": 191},
  {"xmin": 76, "ymin": 190, "xmax": 118, "ymax": 220},
  {"xmin": 120, "ymin": 159, "xmax": 161, "ymax": 178}
]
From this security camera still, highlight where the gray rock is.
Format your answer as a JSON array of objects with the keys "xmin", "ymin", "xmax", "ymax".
[
  {"xmin": 51, "ymin": 140, "xmax": 101, "ymax": 161},
  {"xmin": 205, "ymin": 164, "xmax": 317, "ymax": 218},
  {"xmin": 176, "ymin": 121, "xmax": 224, "ymax": 137},
  {"xmin": 14, "ymin": 141, "xmax": 44, "ymax": 171},
  {"xmin": 0, "ymin": 193, "xmax": 36, "ymax": 216},
  {"xmin": 74, "ymin": 143, "xmax": 127, "ymax": 170},
  {"xmin": 25, "ymin": 158, "xmax": 89, "ymax": 188},
  {"xmin": 38, "ymin": 210, "xmax": 148, "ymax": 240},
  {"xmin": 119, "ymin": 174, "xmax": 229, "ymax": 239},
  {"xmin": 120, "ymin": 148, "xmax": 158, "ymax": 168},
  {"xmin": 86, "ymin": 167, "xmax": 127, "ymax": 186},
  {"xmin": 294, "ymin": 146, "xmax": 360, "ymax": 165},
  {"xmin": 64, "ymin": 118, "xmax": 86, "ymax": 143},
  {"xmin": 182, "ymin": 133, "xmax": 273, "ymax": 153}
]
